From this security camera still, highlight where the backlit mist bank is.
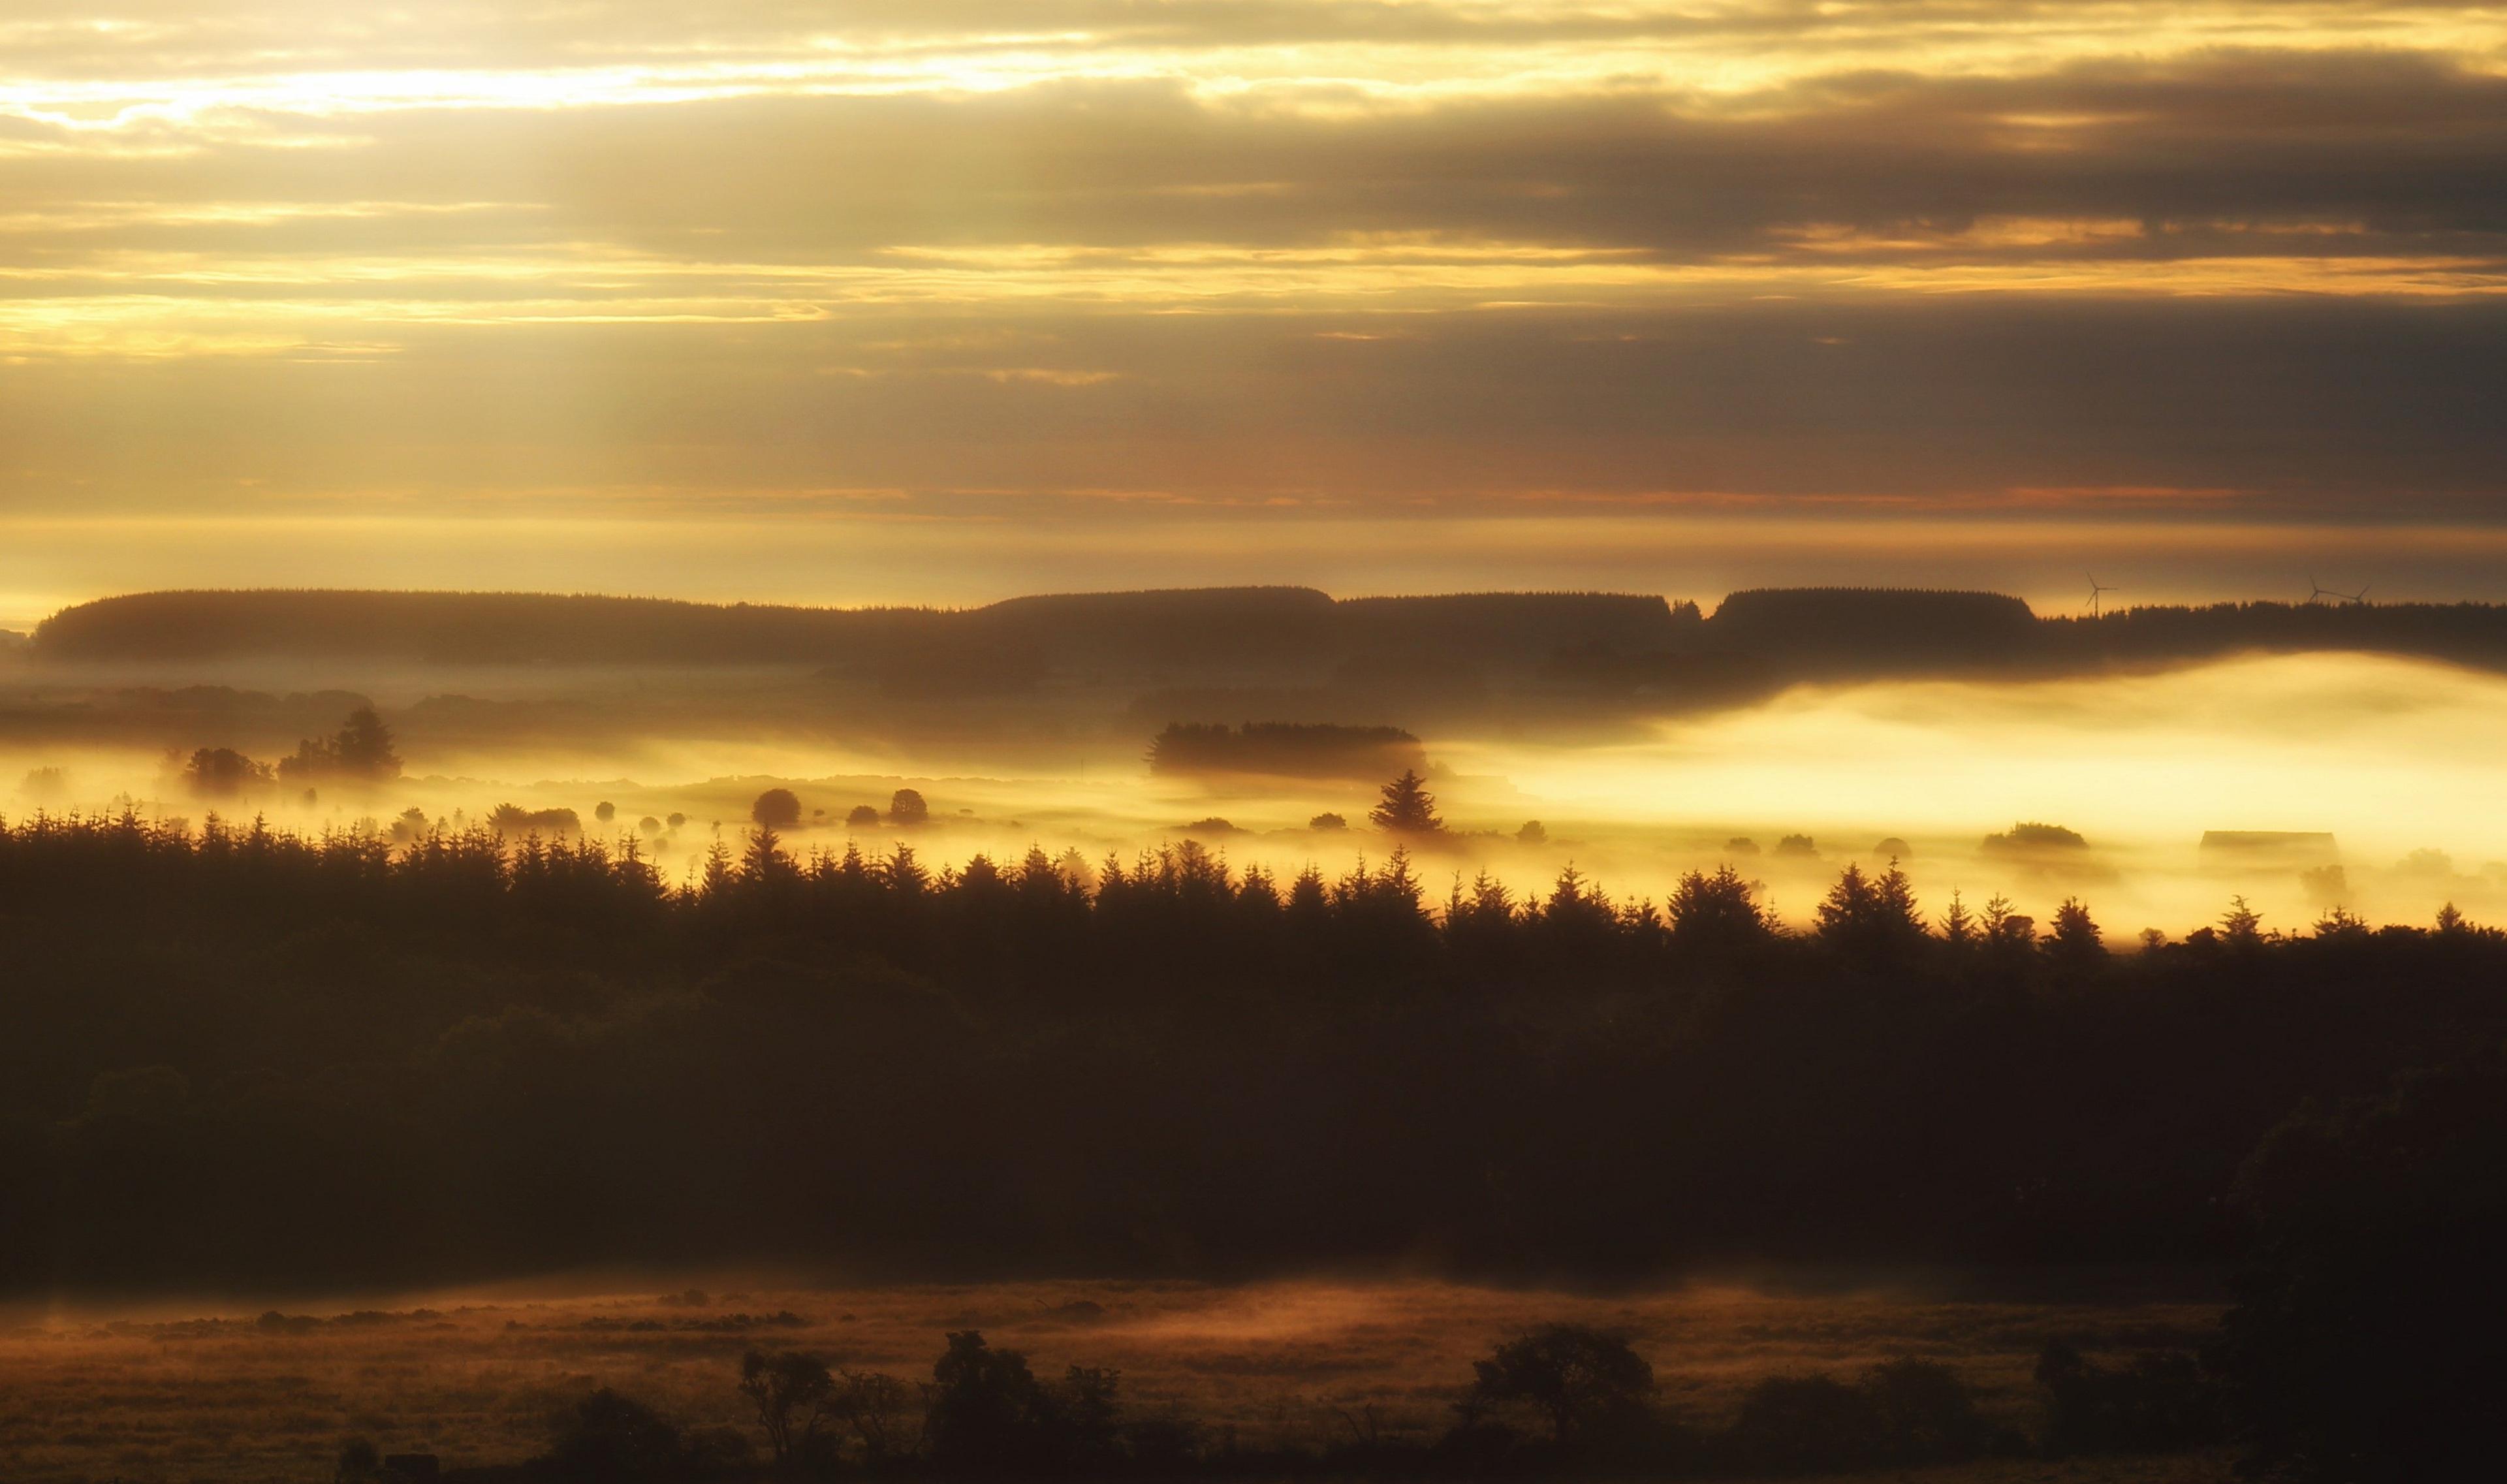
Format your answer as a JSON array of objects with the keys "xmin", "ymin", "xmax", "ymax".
[{"xmin": 8, "ymin": 644, "xmax": 2502, "ymax": 937}]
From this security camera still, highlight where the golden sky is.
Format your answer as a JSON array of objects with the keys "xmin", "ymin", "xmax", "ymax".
[{"xmin": 4, "ymin": 2, "xmax": 2506, "ymax": 614}]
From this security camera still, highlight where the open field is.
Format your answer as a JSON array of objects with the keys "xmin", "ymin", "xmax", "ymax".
[{"xmin": 0, "ymin": 1276, "xmax": 2225, "ymax": 1483}]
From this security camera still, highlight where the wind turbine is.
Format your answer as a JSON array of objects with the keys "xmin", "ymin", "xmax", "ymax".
[
  {"xmin": 2306, "ymin": 576, "xmax": 2338, "ymax": 605},
  {"xmin": 2343, "ymin": 584, "xmax": 2372, "ymax": 607},
  {"xmin": 2085, "ymin": 573, "xmax": 2119, "ymax": 619}
]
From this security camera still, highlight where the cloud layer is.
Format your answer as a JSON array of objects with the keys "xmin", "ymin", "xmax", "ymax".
[{"xmin": 3, "ymin": 2, "xmax": 2504, "ymax": 536}]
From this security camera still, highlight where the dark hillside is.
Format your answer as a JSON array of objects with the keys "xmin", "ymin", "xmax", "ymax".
[
  {"xmin": 1710, "ymin": 588, "xmax": 2040, "ymax": 665},
  {"xmin": 32, "ymin": 587, "xmax": 1679, "ymax": 675},
  {"xmin": 31, "ymin": 590, "xmax": 938, "ymax": 667},
  {"xmin": 36, "ymin": 588, "xmax": 2507, "ymax": 695}
]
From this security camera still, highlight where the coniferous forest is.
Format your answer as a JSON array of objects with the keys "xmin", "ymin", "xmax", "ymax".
[{"xmin": 5, "ymin": 798, "xmax": 2502, "ymax": 1479}]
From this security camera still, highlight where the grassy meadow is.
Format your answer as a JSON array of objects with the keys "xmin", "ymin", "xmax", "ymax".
[{"xmin": 0, "ymin": 1276, "xmax": 2226, "ymax": 1483}]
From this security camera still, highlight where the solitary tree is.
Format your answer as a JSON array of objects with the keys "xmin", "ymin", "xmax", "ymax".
[
  {"xmin": 846, "ymin": 803, "xmax": 881, "ymax": 829},
  {"xmin": 751, "ymin": 787, "xmax": 802, "ymax": 830},
  {"xmin": 740, "ymin": 1350, "xmax": 835, "ymax": 1470},
  {"xmin": 1466, "ymin": 1324, "xmax": 1655, "ymax": 1447},
  {"xmin": 887, "ymin": 788, "xmax": 930, "ymax": 826},
  {"xmin": 1370, "ymin": 769, "xmax": 1442, "ymax": 834}
]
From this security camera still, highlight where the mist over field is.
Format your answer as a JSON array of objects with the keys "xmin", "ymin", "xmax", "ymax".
[
  {"xmin": 0, "ymin": 1275, "xmax": 2231, "ymax": 1484},
  {"xmin": 8, "ymin": 588, "xmax": 2504, "ymax": 936}
]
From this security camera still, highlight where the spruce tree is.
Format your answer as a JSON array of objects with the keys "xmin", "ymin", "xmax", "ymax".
[{"xmin": 1368, "ymin": 769, "xmax": 1442, "ymax": 834}]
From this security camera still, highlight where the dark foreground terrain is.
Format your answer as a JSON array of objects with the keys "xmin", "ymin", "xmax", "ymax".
[
  {"xmin": 0, "ymin": 809, "xmax": 2499, "ymax": 1481},
  {"xmin": 4, "ymin": 1276, "xmax": 2231, "ymax": 1484}
]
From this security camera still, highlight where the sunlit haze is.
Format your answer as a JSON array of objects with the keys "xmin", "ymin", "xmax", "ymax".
[
  {"xmin": 5, "ymin": 1, "xmax": 2506, "ymax": 567},
  {"xmin": 7, "ymin": 11, "xmax": 2507, "ymax": 1481}
]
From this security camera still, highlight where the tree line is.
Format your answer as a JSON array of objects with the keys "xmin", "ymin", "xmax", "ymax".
[
  {"xmin": 3, "ymin": 804, "xmax": 2502, "ymax": 1480},
  {"xmin": 357, "ymin": 1319, "xmax": 2225, "ymax": 1483}
]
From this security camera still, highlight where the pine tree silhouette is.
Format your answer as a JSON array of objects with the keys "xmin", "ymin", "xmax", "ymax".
[{"xmin": 1368, "ymin": 770, "xmax": 1442, "ymax": 834}]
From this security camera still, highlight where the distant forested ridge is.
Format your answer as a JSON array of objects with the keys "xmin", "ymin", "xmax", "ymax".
[
  {"xmin": 1146, "ymin": 721, "xmax": 1428, "ymax": 780},
  {"xmin": 29, "ymin": 588, "xmax": 1675, "ymax": 671},
  {"xmin": 35, "ymin": 586, "xmax": 2507, "ymax": 689},
  {"xmin": 1, "ymin": 810, "xmax": 2501, "ymax": 1296}
]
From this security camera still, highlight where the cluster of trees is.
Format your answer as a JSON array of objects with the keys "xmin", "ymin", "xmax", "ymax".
[
  {"xmin": 181, "ymin": 706, "xmax": 402, "ymax": 797},
  {"xmin": 753, "ymin": 790, "xmax": 928, "ymax": 831},
  {"xmin": 363, "ymin": 1322, "xmax": 2215, "ymax": 1482},
  {"xmin": 281, "ymin": 704, "xmax": 403, "ymax": 781}
]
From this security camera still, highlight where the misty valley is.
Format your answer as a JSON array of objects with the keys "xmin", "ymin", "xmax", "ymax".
[
  {"xmin": 20, "ymin": 1, "xmax": 2507, "ymax": 1475},
  {"xmin": 10, "ymin": 586, "xmax": 2507, "ymax": 933},
  {"xmin": 1, "ymin": 587, "xmax": 2503, "ymax": 1483}
]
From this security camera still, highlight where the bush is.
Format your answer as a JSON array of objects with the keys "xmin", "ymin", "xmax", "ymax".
[
  {"xmin": 2036, "ymin": 1342, "xmax": 2220, "ymax": 1457},
  {"xmin": 1726, "ymin": 1374, "xmax": 1883, "ymax": 1474},
  {"xmin": 2219, "ymin": 1054, "xmax": 2507, "ymax": 1482},
  {"xmin": 1718, "ymin": 1361, "xmax": 1989, "ymax": 1475},
  {"xmin": 1863, "ymin": 1359, "xmax": 1989, "ymax": 1464},
  {"xmin": 538, "ymin": 1389, "xmax": 690, "ymax": 1479}
]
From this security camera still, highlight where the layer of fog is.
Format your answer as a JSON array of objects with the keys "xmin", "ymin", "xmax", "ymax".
[{"xmin": 8, "ymin": 650, "xmax": 2503, "ymax": 936}]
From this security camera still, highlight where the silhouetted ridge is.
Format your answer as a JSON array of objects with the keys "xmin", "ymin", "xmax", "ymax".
[
  {"xmin": 970, "ymin": 587, "xmax": 1342, "ymax": 667},
  {"xmin": 1147, "ymin": 721, "xmax": 1427, "ymax": 780},
  {"xmin": 981, "ymin": 586, "xmax": 1334, "ymax": 625},
  {"xmin": 32, "ymin": 587, "xmax": 1675, "ymax": 671},
  {"xmin": 1710, "ymin": 588, "xmax": 2039, "ymax": 662},
  {"xmin": 41, "ymin": 588, "xmax": 2507, "ymax": 689},
  {"xmin": 33, "ymin": 590, "xmax": 945, "ymax": 666},
  {"xmin": 1336, "ymin": 590, "xmax": 1679, "ymax": 657},
  {"xmin": 2047, "ymin": 599, "xmax": 2507, "ymax": 665}
]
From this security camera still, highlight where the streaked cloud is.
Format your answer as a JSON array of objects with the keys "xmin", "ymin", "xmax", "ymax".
[{"xmin": 1, "ymin": 2, "xmax": 2502, "ymax": 541}]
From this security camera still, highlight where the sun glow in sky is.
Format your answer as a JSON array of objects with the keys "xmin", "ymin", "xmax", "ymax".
[{"xmin": 3, "ymin": 2, "xmax": 2506, "ymax": 599}]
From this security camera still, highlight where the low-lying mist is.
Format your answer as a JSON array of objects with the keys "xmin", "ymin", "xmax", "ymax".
[
  {"xmin": 0, "ymin": 1273, "xmax": 2224, "ymax": 1484},
  {"xmin": 7, "ymin": 650, "xmax": 2501, "ymax": 936}
]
